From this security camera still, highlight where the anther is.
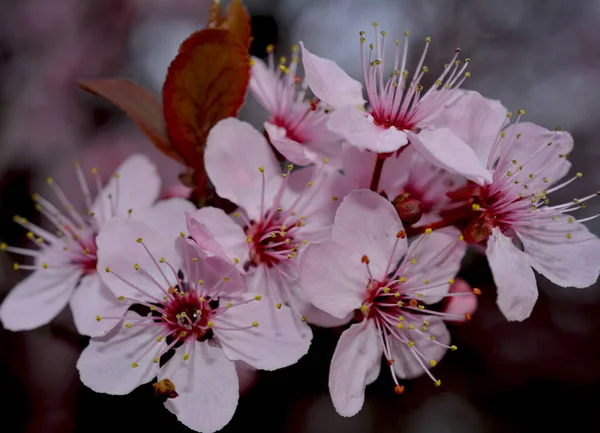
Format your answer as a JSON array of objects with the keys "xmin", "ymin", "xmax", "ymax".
[
  {"xmin": 394, "ymin": 385, "xmax": 405, "ymax": 395},
  {"xmin": 361, "ymin": 255, "xmax": 370, "ymax": 264},
  {"xmin": 472, "ymin": 288, "xmax": 481, "ymax": 295}
]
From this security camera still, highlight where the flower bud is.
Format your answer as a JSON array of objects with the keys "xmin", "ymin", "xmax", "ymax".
[
  {"xmin": 462, "ymin": 214, "xmax": 493, "ymax": 244},
  {"xmin": 392, "ymin": 195, "xmax": 423, "ymax": 225}
]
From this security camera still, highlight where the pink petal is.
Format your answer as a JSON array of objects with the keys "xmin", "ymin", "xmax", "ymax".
[
  {"xmin": 0, "ymin": 268, "xmax": 80, "ymax": 331},
  {"xmin": 188, "ymin": 207, "xmax": 248, "ymax": 264},
  {"xmin": 205, "ymin": 118, "xmax": 282, "ymax": 220},
  {"xmin": 96, "ymin": 218, "xmax": 179, "ymax": 303},
  {"xmin": 328, "ymin": 107, "xmax": 409, "ymax": 153},
  {"xmin": 264, "ymin": 121, "xmax": 314, "ymax": 166},
  {"xmin": 91, "ymin": 153, "xmax": 161, "ymax": 222},
  {"xmin": 400, "ymin": 229, "xmax": 466, "ymax": 304},
  {"xmin": 135, "ymin": 197, "xmax": 196, "ymax": 240},
  {"xmin": 280, "ymin": 165, "xmax": 349, "ymax": 238},
  {"xmin": 332, "ymin": 190, "xmax": 407, "ymax": 278},
  {"xmin": 298, "ymin": 239, "xmax": 366, "ymax": 319},
  {"xmin": 159, "ymin": 341, "xmax": 238, "ymax": 433},
  {"xmin": 518, "ymin": 218, "xmax": 600, "ymax": 288},
  {"xmin": 249, "ymin": 56, "xmax": 277, "ymax": 113},
  {"xmin": 70, "ymin": 274, "xmax": 128, "ymax": 337},
  {"xmin": 185, "ymin": 213, "xmax": 229, "ymax": 259},
  {"xmin": 329, "ymin": 320, "xmax": 382, "ymax": 417},
  {"xmin": 176, "ymin": 238, "xmax": 246, "ymax": 297},
  {"xmin": 430, "ymin": 90, "xmax": 508, "ymax": 164},
  {"xmin": 300, "ymin": 42, "xmax": 365, "ymax": 109},
  {"xmin": 487, "ymin": 228, "xmax": 538, "ymax": 321},
  {"xmin": 76, "ymin": 313, "xmax": 160, "ymax": 394},
  {"xmin": 502, "ymin": 122, "xmax": 573, "ymax": 188},
  {"xmin": 389, "ymin": 316, "xmax": 450, "ymax": 379},
  {"xmin": 217, "ymin": 294, "xmax": 312, "ymax": 370},
  {"xmin": 443, "ymin": 278, "xmax": 478, "ymax": 324},
  {"xmin": 159, "ymin": 183, "xmax": 193, "ymax": 200},
  {"xmin": 341, "ymin": 144, "xmax": 413, "ymax": 197},
  {"xmin": 408, "ymin": 129, "xmax": 493, "ymax": 185}
]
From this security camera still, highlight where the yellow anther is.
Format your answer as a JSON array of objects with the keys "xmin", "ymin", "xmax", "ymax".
[
  {"xmin": 105, "ymin": 267, "xmax": 111, "ymax": 273},
  {"xmin": 131, "ymin": 362, "xmax": 138, "ymax": 368},
  {"xmin": 435, "ymin": 380, "xmax": 441, "ymax": 387},
  {"xmin": 183, "ymin": 353, "xmax": 189, "ymax": 360},
  {"xmin": 41, "ymin": 262, "xmax": 48, "ymax": 269},
  {"xmin": 198, "ymin": 280, "xmax": 204, "ymax": 286},
  {"xmin": 425, "ymin": 36, "xmax": 431, "ymax": 43},
  {"xmin": 407, "ymin": 341, "xmax": 415, "ymax": 348},
  {"xmin": 133, "ymin": 264, "xmax": 140, "ymax": 270},
  {"xmin": 246, "ymin": 236, "xmax": 252, "ymax": 243},
  {"xmin": 408, "ymin": 324, "xmax": 415, "ymax": 330},
  {"xmin": 425, "ymin": 228, "xmax": 432, "ymax": 235},
  {"xmin": 394, "ymin": 292, "xmax": 400, "ymax": 298},
  {"xmin": 450, "ymin": 345, "xmax": 458, "ymax": 351},
  {"xmin": 398, "ymin": 316, "xmax": 405, "ymax": 321},
  {"xmin": 258, "ymin": 166, "xmax": 264, "ymax": 173},
  {"xmin": 96, "ymin": 316, "xmax": 102, "ymax": 321},
  {"xmin": 159, "ymin": 257, "xmax": 166, "ymax": 263},
  {"xmin": 566, "ymin": 233, "xmax": 572, "ymax": 239},
  {"xmin": 125, "ymin": 323, "xmax": 132, "ymax": 328},
  {"xmin": 448, "ymin": 278, "xmax": 455, "ymax": 284},
  {"xmin": 253, "ymin": 321, "xmax": 259, "ymax": 327},
  {"xmin": 430, "ymin": 336, "xmax": 435, "ymax": 341},
  {"xmin": 430, "ymin": 360, "xmax": 437, "ymax": 367},
  {"xmin": 153, "ymin": 357, "xmax": 159, "ymax": 363},
  {"xmin": 233, "ymin": 257, "xmax": 240, "ymax": 264},
  {"xmin": 136, "ymin": 237, "xmax": 143, "ymax": 243},
  {"xmin": 397, "ymin": 323, "xmax": 404, "ymax": 329},
  {"xmin": 383, "ymin": 287, "xmax": 390, "ymax": 293},
  {"xmin": 423, "ymin": 279, "xmax": 430, "ymax": 285},
  {"xmin": 472, "ymin": 203, "xmax": 481, "ymax": 211},
  {"xmin": 276, "ymin": 303, "xmax": 282, "ymax": 309},
  {"xmin": 465, "ymin": 72, "xmax": 471, "ymax": 78},
  {"xmin": 518, "ymin": 109, "xmax": 525, "ymax": 115},
  {"xmin": 421, "ymin": 326, "xmax": 428, "ymax": 331},
  {"xmin": 307, "ymin": 181, "xmax": 313, "ymax": 187},
  {"xmin": 360, "ymin": 304, "xmax": 369, "ymax": 313},
  {"xmin": 411, "ymin": 258, "xmax": 417, "ymax": 264},
  {"xmin": 577, "ymin": 172, "xmax": 583, "ymax": 178},
  {"xmin": 255, "ymin": 295, "xmax": 262, "ymax": 301}
]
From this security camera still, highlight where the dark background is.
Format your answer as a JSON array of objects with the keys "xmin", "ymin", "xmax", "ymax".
[{"xmin": 1, "ymin": 1, "xmax": 599, "ymax": 432}]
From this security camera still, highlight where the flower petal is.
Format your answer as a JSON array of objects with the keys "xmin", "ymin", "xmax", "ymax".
[
  {"xmin": 390, "ymin": 316, "xmax": 450, "ymax": 379},
  {"xmin": 96, "ymin": 218, "xmax": 179, "ymax": 303},
  {"xmin": 188, "ymin": 207, "xmax": 248, "ymax": 264},
  {"xmin": 70, "ymin": 274, "xmax": 128, "ymax": 337},
  {"xmin": 205, "ymin": 117, "xmax": 281, "ymax": 220},
  {"xmin": 329, "ymin": 320, "xmax": 382, "ymax": 417},
  {"xmin": 431, "ymin": 90, "xmax": 508, "ymax": 165},
  {"xmin": 159, "ymin": 341, "xmax": 238, "ymax": 433},
  {"xmin": 518, "ymin": 218, "xmax": 600, "ymax": 288},
  {"xmin": 487, "ymin": 228, "xmax": 538, "ymax": 321},
  {"xmin": 399, "ymin": 229, "xmax": 466, "ymax": 304},
  {"xmin": 502, "ymin": 122, "xmax": 573, "ymax": 188},
  {"xmin": 298, "ymin": 239, "xmax": 366, "ymax": 319},
  {"xmin": 332, "ymin": 189, "xmax": 407, "ymax": 278},
  {"xmin": 300, "ymin": 42, "xmax": 364, "ymax": 109},
  {"xmin": 443, "ymin": 278, "xmax": 478, "ymax": 324},
  {"xmin": 0, "ymin": 268, "xmax": 80, "ymax": 331},
  {"xmin": 264, "ymin": 122, "xmax": 314, "ymax": 166},
  {"xmin": 135, "ymin": 197, "xmax": 196, "ymax": 241},
  {"xmin": 249, "ymin": 56, "xmax": 277, "ymax": 113},
  {"xmin": 408, "ymin": 129, "xmax": 493, "ymax": 185},
  {"xmin": 328, "ymin": 108, "xmax": 408, "ymax": 153},
  {"xmin": 217, "ymin": 293, "xmax": 312, "ymax": 370},
  {"xmin": 76, "ymin": 313, "xmax": 161, "ymax": 395},
  {"xmin": 91, "ymin": 153, "xmax": 160, "ymax": 222},
  {"xmin": 185, "ymin": 213, "xmax": 229, "ymax": 259}
]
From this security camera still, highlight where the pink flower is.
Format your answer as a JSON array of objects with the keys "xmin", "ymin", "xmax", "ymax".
[
  {"xmin": 0, "ymin": 154, "xmax": 194, "ymax": 336},
  {"xmin": 77, "ymin": 218, "xmax": 309, "ymax": 433},
  {"xmin": 298, "ymin": 190, "xmax": 469, "ymax": 417},
  {"xmin": 249, "ymin": 45, "xmax": 343, "ymax": 167},
  {"xmin": 300, "ymin": 27, "xmax": 492, "ymax": 185},
  {"xmin": 438, "ymin": 90, "xmax": 600, "ymax": 321},
  {"xmin": 342, "ymin": 144, "xmax": 464, "ymax": 226},
  {"xmin": 190, "ymin": 117, "xmax": 348, "ymax": 329}
]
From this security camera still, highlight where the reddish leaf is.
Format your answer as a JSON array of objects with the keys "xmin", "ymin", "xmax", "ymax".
[
  {"xmin": 78, "ymin": 78, "xmax": 185, "ymax": 164},
  {"xmin": 204, "ymin": 0, "xmax": 251, "ymax": 50},
  {"xmin": 222, "ymin": 0, "xmax": 252, "ymax": 50},
  {"xmin": 162, "ymin": 27, "xmax": 250, "ymax": 182}
]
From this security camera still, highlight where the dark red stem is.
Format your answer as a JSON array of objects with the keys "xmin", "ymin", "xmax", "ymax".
[{"xmin": 369, "ymin": 156, "xmax": 386, "ymax": 192}]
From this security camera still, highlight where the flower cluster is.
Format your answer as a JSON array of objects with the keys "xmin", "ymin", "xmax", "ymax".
[{"xmin": 2, "ymin": 22, "xmax": 599, "ymax": 433}]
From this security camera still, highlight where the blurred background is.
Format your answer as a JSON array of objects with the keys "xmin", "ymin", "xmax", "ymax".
[{"xmin": 1, "ymin": 0, "xmax": 600, "ymax": 432}]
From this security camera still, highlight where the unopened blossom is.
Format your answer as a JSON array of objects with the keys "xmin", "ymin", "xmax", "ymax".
[
  {"xmin": 298, "ymin": 190, "xmax": 469, "ymax": 417},
  {"xmin": 300, "ymin": 25, "xmax": 492, "ymax": 185},
  {"xmin": 437, "ymin": 90, "xmax": 600, "ymax": 321},
  {"xmin": 189, "ymin": 117, "xmax": 348, "ymax": 330},
  {"xmin": 78, "ymin": 218, "xmax": 309, "ymax": 433},
  {"xmin": 250, "ymin": 44, "xmax": 343, "ymax": 168},
  {"xmin": 0, "ymin": 154, "xmax": 194, "ymax": 336}
]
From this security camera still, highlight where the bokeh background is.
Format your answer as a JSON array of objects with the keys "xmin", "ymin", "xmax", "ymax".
[{"xmin": 1, "ymin": 0, "xmax": 600, "ymax": 432}]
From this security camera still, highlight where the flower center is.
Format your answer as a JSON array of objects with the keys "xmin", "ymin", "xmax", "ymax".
[
  {"xmin": 162, "ymin": 291, "xmax": 217, "ymax": 340},
  {"xmin": 245, "ymin": 217, "xmax": 301, "ymax": 268}
]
